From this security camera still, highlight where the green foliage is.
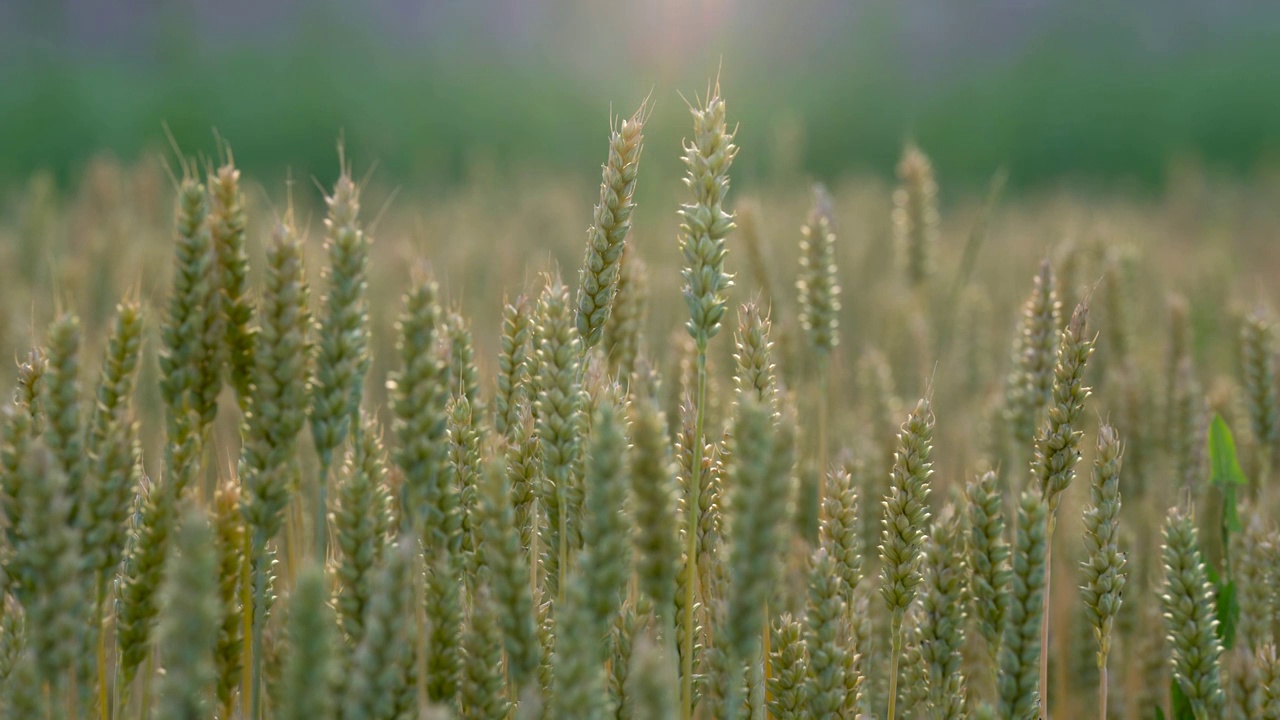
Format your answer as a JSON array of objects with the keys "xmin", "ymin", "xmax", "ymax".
[{"xmin": 1208, "ymin": 415, "xmax": 1246, "ymax": 532}]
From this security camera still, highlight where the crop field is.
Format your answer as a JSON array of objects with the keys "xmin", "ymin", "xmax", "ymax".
[{"xmin": 0, "ymin": 84, "xmax": 1277, "ymax": 720}]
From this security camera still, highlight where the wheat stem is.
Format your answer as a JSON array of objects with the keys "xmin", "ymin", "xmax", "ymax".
[
  {"xmin": 95, "ymin": 601, "xmax": 107, "ymax": 720},
  {"xmin": 817, "ymin": 355, "xmax": 830, "ymax": 520},
  {"xmin": 1099, "ymin": 662, "xmax": 1108, "ymax": 720},
  {"xmin": 681, "ymin": 347, "xmax": 707, "ymax": 720},
  {"xmin": 887, "ymin": 617, "xmax": 903, "ymax": 720},
  {"xmin": 240, "ymin": 533, "xmax": 252, "ymax": 720}
]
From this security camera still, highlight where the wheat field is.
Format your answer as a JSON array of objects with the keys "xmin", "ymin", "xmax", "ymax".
[{"xmin": 0, "ymin": 86, "xmax": 1276, "ymax": 720}]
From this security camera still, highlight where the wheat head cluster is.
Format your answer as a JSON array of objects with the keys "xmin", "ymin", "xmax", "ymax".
[{"xmin": 0, "ymin": 82, "xmax": 1277, "ymax": 720}]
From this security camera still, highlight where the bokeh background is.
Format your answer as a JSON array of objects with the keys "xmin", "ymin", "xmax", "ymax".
[{"xmin": 4, "ymin": 0, "xmax": 1280, "ymax": 191}]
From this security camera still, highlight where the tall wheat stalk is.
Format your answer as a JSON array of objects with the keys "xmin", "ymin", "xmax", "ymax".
[
  {"xmin": 799, "ymin": 184, "xmax": 839, "ymax": 518},
  {"xmin": 676, "ymin": 84, "xmax": 736, "ymax": 719},
  {"xmin": 1035, "ymin": 301, "xmax": 1094, "ymax": 713},
  {"xmin": 879, "ymin": 398, "xmax": 934, "ymax": 719}
]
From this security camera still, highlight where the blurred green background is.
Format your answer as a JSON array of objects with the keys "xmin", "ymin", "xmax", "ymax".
[{"xmin": 3, "ymin": 0, "xmax": 1279, "ymax": 191}]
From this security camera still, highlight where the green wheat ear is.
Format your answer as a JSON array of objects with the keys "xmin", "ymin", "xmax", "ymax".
[
  {"xmin": 1161, "ymin": 504, "xmax": 1225, "ymax": 720},
  {"xmin": 475, "ymin": 458, "xmax": 538, "ymax": 691},
  {"xmin": 388, "ymin": 271, "xmax": 451, "ymax": 545},
  {"xmin": 997, "ymin": 489, "xmax": 1048, "ymax": 720},
  {"xmin": 893, "ymin": 142, "xmax": 939, "ymax": 287},
  {"xmin": 725, "ymin": 396, "xmax": 794, "ymax": 665},
  {"xmin": 804, "ymin": 547, "xmax": 852, "ymax": 717},
  {"xmin": 551, "ymin": 572, "xmax": 611, "ymax": 720},
  {"xmin": 627, "ymin": 383, "xmax": 681, "ymax": 635},
  {"xmin": 733, "ymin": 302, "xmax": 779, "ymax": 413},
  {"xmin": 42, "ymin": 313, "xmax": 87, "ymax": 529},
  {"xmin": 798, "ymin": 183, "xmax": 840, "ymax": 355},
  {"xmin": 462, "ymin": 584, "xmax": 512, "ymax": 720},
  {"xmin": 446, "ymin": 309, "xmax": 482, "ymax": 413},
  {"xmin": 16, "ymin": 440, "xmax": 90, "ymax": 709},
  {"xmin": 240, "ymin": 213, "xmax": 311, "ymax": 546},
  {"xmin": 967, "ymin": 469, "xmax": 1011, "ymax": 659},
  {"xmin": 495, "ymin": 292, "xmax": 533, "ymax": 439},
  {"xmin": 1258, "ymin": 644, "xmax": 1279, "ymax": 719},
  {"xmin": 768, "ymin": 613, "xmax": 809, "ymax": 720},
  {"xmin": 879, "ymin": 397, "xmax": 935, "ymax": 621},
  {"xmin": 311, "ymin": 164, "xmax": 372, "ymax": 555},
  {"xmin": 332, "ymin": 411, "xmax": 392, "ymax": 652},
  {"xmin": 602, "ymin": 246, "xmax": 649, "ymax": 383},
  {"xmin": 159, "ymin": 174, "xmax": 224, "ymax": 428},
  {"xmin": 83, "ymin": 301, "xmax": 144, "ymax": 593},
  {"xmin": 576, "ymin": 99, "xmax": 649, "ymax": 348},
  {"xmin": 1241, "ymin": 306, "xmax": 1278, "ymax": 489},
  {"xmin": 1038, "ymin": 300, "xmax": 1094, "ymax": 514},
  {"xmin": 1004, "ymin": 259, "xmax": 1060, "ymax": 459},
  {"xmin": 821, "ymin": 467, "xmax": 863, "ymax": 603},
  {"xmin": 879, "ymin": 397, "xmax": 934, "ymax": 720},
  {"xmin": 208, "ymin": 156, "xmax": 255, "ymax": 408},
  {"xmin": 341, "ymin": 539, "xmax": 418, "ymax": 720},
  {"xmin": 579, "ymin": 398, "xmax": 632, "ymax": 639},
  {"xmin": 533, "ymin": 275, "xmax": 587, "ymax": 601},
  {"xmin": 627, "ymin": 637, "xmax": 679, "ymax": 720},
  {"xmin": 918, "ymin": 505, "xmax": 969, "ymax": 719},
  {"xmin": 679, "ymin": 84, "xmax": 737, "ymax": 350},
  {"xmin": 278, "ymin": 562, "xmax": 336, "ymax": 720},
  {"xmin": 155, "ymin": 502, "xmax": 220, "ymax": 720},
  {"xmin": 212, "ymin": 479, "xmax": 246, "ymax": 718},
  {"xmin": 1080, "ymin": 425, "xmax": 1126, "ymax": 672}
]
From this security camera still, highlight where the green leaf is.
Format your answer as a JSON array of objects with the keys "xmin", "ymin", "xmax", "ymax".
[
  {"xmin": 1208, "ymin": 415, "xmax": 1246, "ymax": 532},
  {"xmin": 1155, "ymin": 707, "xmax": 1167, "ymax": 720},
  {"xmin": 1215, "ymin": 579, "xmax": 1240, "ymax": 650},
  {"xmin": 1208, "ymin": 415, "xmax": 1248, "ymax": 487},
  {"xmin": 1171, "ymin": 678, "xmax": 1196, "ymax": 720}
]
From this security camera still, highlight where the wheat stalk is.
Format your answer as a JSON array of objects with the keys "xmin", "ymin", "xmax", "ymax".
[
  {"xmin": 1080, "ymin": 424, "xmax": 1126, "ymax": 719},
  {"xmin": 879, "ymin": 397, "xmax": 934, "ymax": 720}
]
